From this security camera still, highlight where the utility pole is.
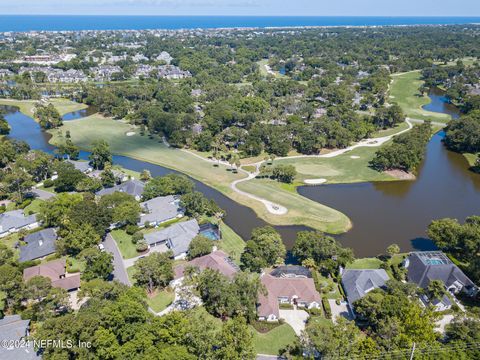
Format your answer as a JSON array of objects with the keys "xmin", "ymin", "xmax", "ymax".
[{"xmin": 409, "ymin": 342, "xmax": 416, "ymax": 360}]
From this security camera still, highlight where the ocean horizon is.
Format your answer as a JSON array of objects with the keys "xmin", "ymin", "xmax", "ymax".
[{"xmin": 1, "ymin": 15, "xmax": 480, "ymax": 32}]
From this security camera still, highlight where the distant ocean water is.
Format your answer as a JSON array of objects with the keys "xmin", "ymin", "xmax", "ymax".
[{"xmin": 1, "ymin": 16, "xmax": 480, "ymax": 32}]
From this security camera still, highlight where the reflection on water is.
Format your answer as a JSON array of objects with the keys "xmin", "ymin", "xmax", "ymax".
[
  {"xmin": 422, "ymin": 87, "xmax": 460, "ymax": 119},
  {"xmin": 2, "ymin": 105, "xmax": 309, "ymax": 252},
  {"xmin": 298, "ymin": 92, "xmax": 480, "ymax": 257}
]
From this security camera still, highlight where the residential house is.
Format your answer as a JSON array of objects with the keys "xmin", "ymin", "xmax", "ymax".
[
  {"xmin": 0, "ymin": 315, "xmax": 40, "ymax": 359},
  {"xmin": 341, "ymin": 269, "xmax": 389, "ymax": 312},
  {"xmin": 90, "ymin": 65, "xmax": 122, "ymax": 81},
  {"xmin": 23, "ymin": 258, "xmax": 80, "ymax": 292},
  {"xmin": 173, "ymin": 249, "xmax": 239, "ymax": 284},
  {"xmin": 0, "ymin": 69, "xmax": 13, "ymax": 78},
  {"xmin": 96, "ymin": 179, "xmax": 145, "ymax": 200},
  {"xmin": 19, "ymin": 228, "xmax": 58, "ymax": 263},
  {"xmin": 66, "ymin": 159, "xmax": 92, "ymax": 173},
  {"xmin": 157, "ymin": 65, "xmax": 191, "ymax": 79},
  {"xmin": 134, "ymin": 64, "xmax": 156, "ymax": 79},
  {"xmin": 405, "ymin": 251, "xmax": 478, "ymax": 309},
  {"xmin": 270, "ymin": 265, "xmax": 312, "ymax": 279},
  {"xmin": 258, "ymin": 270, "xmax": 321, "ymax": 321},
  {"xmin": 156, "ymin": 51, "xmax": 173, "ymax": 64},
  {"xmin": 0, "ymin": 210, "xmax": 39, "ymax": 238},
  {"xmin": 144, "ymin": 219, "xmax": 200, "ymax": 259},
  {"xmin": 138, "ymin": 195, "xmax": 183, "ymax": 227}
]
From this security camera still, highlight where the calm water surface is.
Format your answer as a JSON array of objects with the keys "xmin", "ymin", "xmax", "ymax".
[
  {"xmin": 298, "ymin": 90, "xmax": 480, "ymax": 257},
  {"xmin": 2, "ymin": 16, "xmax": 480, "ymax": 32}
]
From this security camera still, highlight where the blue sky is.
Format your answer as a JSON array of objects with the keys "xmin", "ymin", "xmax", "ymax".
[{"xmin": 0, "ymin": 0, "xmax": 479, "ymax": 16}]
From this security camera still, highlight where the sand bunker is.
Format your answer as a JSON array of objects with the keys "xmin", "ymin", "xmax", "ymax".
[{"xmin": 304, "ymin": 178, "xmax": 327, "ymax": 185}]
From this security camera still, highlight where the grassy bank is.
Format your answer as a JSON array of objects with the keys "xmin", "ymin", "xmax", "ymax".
[
  {"xmin": 274, "ymin": 146, "xmax": 395, "ymax": 184},
  {"xmin": 390, "ymin": 71, "xmax": 452, "ymax": 123},
  {"xmin": 0, "ymin": 98, "xmax": 87, "ymax": 118},
  {"xmin": 250, "ymin": 323, "xmax": 297, "ymax": 355},
  {"xmin": 47, "ymin": 114, "xmax": 351, "ymax": 233},
  {"xmin": 235, "ymin": 179, "xmax": 350, "ymax": 234}
]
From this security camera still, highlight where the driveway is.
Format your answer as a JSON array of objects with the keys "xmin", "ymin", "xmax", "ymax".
[
  {"xmin": 123, "ymin": 243, "xmax": 170, "ymax": 268},
  {"xmin": 31, "ymin": 188, "xmax": 56, "ymax": 200},
  {"xmin": 328, "ymin": 299, "xmax": 353, "ymax": 323},
  {"xmin": 278, "ymin": 308, "xmax": 309, "ymax": 335},
  {"xmin": 104, "ymin": 233, "xmax": 130, "ymax": 285}
]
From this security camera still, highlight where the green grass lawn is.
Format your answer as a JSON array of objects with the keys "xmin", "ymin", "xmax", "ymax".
[
  {"xmin": 66, "ymin": 256, "xmax": 85, "ymax": 273},
  {"xmin": 110, "ymin": 229, "xmax": 138, "ymax": 259},
  {"xmin": 250, "ymin": 323, "xmax": 297, "ymax": 355},
  {"xmin": 235, "ymin": 178, "xmax": 350, "ymax": 234},
  {"xmin": 371, "ymin": 121, "xmax": 410, "ymax": 138},
  {"xmin": 346, "ymin": 257, "xmax": 383, "ymax": 269},
  {"xmin": 0, "ymin": 98, "xmax": 87, "ymax": 118},
  {"xmin": 147, "ymin": 288, "xmax": 175, "ymax": 312},
  {"xmin": 23, "ymin": 199, "xmax": 44, "ymax": 215},
  {"xmin": 217, "ymin": 221, "xmax": 245, "ymax": 264},
  {"xmin": 257, "ymin": 59, "xmax": 287, "ymax": 79},
  {"xmin": 275, "ymin": 146, "xmax": 395, "ymax": 184},
  {"xmin": 463, "ymin": 153, "xmax": 478, "ymax": 167},
  {"xmin": 390, "ymin": 71, "xmax": 452, "ymax": 123},
  {"xmin": 126, "ymin": 266, "xmax": 137, "ymax": 284},
  {"xmin": 46, "ymin": 114, "xmax": 351, "ymax": 233}
]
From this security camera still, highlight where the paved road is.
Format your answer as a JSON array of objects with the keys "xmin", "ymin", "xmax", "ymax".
[{"xmin": 104, "ymin": 233, "xmax": 130, "ymax": 286}]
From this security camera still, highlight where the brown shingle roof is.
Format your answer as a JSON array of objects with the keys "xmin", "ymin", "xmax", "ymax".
[
  {"xmin": 23, "ymin": 259, "xmax": 80, "ymax": 291},
  {"xmin": 174, "ymin": 250, "xmax": 239, "ymax": 279},
  {"xmin": 258, "ymin": 273, "xmax": 321, "ymax": 318}
]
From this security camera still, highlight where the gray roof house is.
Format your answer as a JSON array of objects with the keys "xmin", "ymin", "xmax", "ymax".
[
  {"xmin": 405, "ymin": 251, "xmax": 477, "ymax": 296},
  {"xmin": 19, "ymin": 228, "xmax": 58, "ymax": 262},
  {"xmin": 138, "ymin": 195, "xmax": 183, "ymax": 227},
  {"xmin": 96, "ymin": 179, "xmax": 145, "ymax": 200},
  {"xmin": 342, "ymin": 269, "xmax": 390, "ymax": 308},
  {"xmin": 0, "ymin": 315, "xmax": 40, "ymax": 359},
  {"xmin": 66, "ymin": 159, "xmax": 92, "ymax": 173},
  {"xmin": 0, "ymin": 210, "xmax": 38, "ymax": 238},
  {"xmin": 144, "ymin": 219, "xmax": 200, "ymax": 259}
]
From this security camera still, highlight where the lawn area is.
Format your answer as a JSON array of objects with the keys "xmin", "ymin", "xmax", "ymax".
[
  {"xmin": 463, "ymin": 153, "xmax": 478, "ymax": 167},
  {"xmin": 110, "ymin": 229, "xmax": 138, "ymax": 259},
  {"xmin": 147, "ymin": 288, "xmax": 175, "ymax": 312},
  {"xmin": 66, "ymin": 256, "xmax": 85, "ymax": 273},
  {"xmin": 0, "ymin": 98, "xmax": 87, "ymax": 118},
  {"xmin": 47, "ymin": 114, "xmax": 351, "ymax": 233},
  {"xmin": 126, "ymin": 266, "xmax": 137, "ymax": 284},
  {"xmin": 250, "ymin": 323, "xmax": 297, "ymax": 355},
  {"xmin": 47, "ymin": 114, "xmax": 244, "ymax": 192},
  {"xmin": 257, "ymin": 59, "xmax": 287, "ymax": 79},
  {"xmin": 235, "ymin": 178, "xmax": 350, "ymax": 234},
  {"xmin": 275, "ymin": 146, "xmax": 395, "ymax": 184},
  {"xmin": 371, "ymin": 121, "xmax": 410, "ymax": 138},
  {"xmin": 217, "ymin": 221, "xmax": 245, "ymax": 264},
  {"xmin": 346, "ymin": 257, "xmax": 383, "ymax": 269},
  {"xmin": 390, "ymin": 71, "xmax": 452, "ymax": 123},
  {"xmin": 23, "ymin": 199, "xmax": 44, "ymax": 215}
]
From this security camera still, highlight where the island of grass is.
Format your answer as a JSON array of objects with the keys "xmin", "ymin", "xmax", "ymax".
[
  {"xmin": 390, "ymin": 71, "xmax": 452, "ymax": 123},
  {"xmin": 0, "ymin": 98, "xmax": 87, "ymax": 118}
]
